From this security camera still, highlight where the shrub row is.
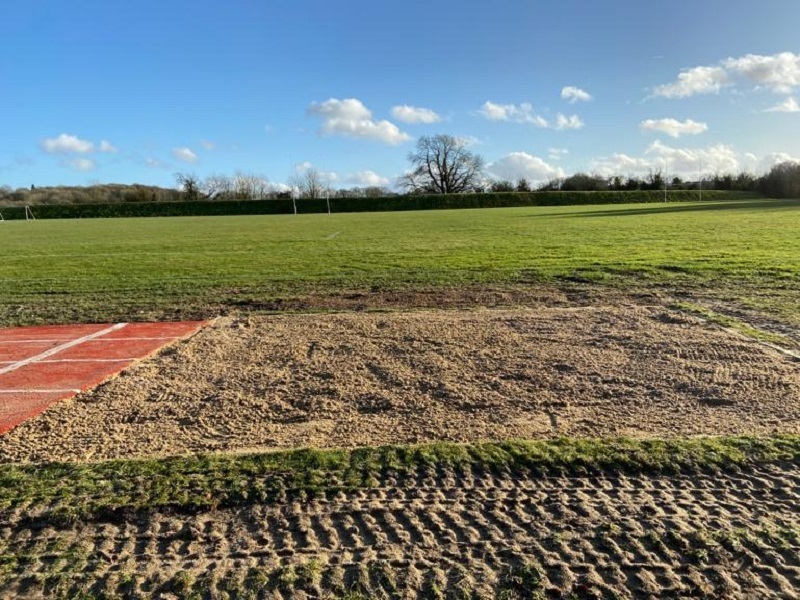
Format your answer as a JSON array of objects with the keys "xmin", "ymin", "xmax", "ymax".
[{"xmin": 0, "ymin": 190, "xmax": 758, "ymax": 220}]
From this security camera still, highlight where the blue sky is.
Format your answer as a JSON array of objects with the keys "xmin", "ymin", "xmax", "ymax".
[{"xmin": 2, "ymin": 0, "xmax": 799, "ymax": 190}]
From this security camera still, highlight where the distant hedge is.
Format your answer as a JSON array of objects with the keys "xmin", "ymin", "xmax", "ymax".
[{"xmin": 0, "ymin": 190, "xmax": 759, "ymax": 220}]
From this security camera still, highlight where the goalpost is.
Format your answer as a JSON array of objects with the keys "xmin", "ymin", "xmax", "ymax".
[{"xmin": 25, "ymin": 206, "xmax": 35, "ymax": 221}]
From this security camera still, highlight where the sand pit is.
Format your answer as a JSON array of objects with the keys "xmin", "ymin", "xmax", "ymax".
[{"xmin": 0, "ymin": 305, "xmax": 798, "ymax": 463}]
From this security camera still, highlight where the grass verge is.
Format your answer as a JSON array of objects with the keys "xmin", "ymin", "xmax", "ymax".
[{"xmin": 2, "ymin": 436, "xmax": 798, "ymax": 521}]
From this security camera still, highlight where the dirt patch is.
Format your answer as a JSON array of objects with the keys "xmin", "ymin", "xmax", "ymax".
[
  {"xmin": 1, "ymin": 305, "xmax": 798, "ymax": 463},
  {"xmin": 229, "ymin": 282, "xmax": 656, "ymax": 312},
  {"xmin": 2, "ymin": 462, "xmax": 799, "ymax": 598}
]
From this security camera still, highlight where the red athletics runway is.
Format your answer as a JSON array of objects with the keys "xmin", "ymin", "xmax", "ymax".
[{"xmin": 0, "ymin": 321, "xmax": 206, "ymax": 435}]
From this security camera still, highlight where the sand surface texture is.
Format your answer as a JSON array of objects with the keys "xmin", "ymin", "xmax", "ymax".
[{"xmin": 1, "ymin": 305, "xmax": 798, "ymax": 463}]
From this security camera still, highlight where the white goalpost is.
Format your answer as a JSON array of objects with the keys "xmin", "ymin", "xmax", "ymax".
[
  {"xmin": 25, "ymin": 206, "xmax": 36, "ymax": 221},
  {"xmin": 699, "ymin": 157, "xmax": 703, "ymax": 202}
]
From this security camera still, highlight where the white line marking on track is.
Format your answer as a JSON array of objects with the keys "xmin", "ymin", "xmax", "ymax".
[
  {"xmin": 0, "ymin": 323, "xmax": 128, "ymax": 376},
  {"xmin": 86, "ymin": 336, "xmax": 175, "ymax": 342},
  {"xmin": 0, "ymin": 389, "xmax": 81, "ymax": 394},
  {"xmin": 325, "ymin": 231, "xmax": 341, "ymax": 240},
  {"xmin": 37, "ymin": 358, "xmax": 137, "ymax": 363}
]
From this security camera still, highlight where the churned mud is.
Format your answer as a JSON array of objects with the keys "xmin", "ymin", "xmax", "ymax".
[
  {"xmin": 2, "ymin": 462, "xmax": 799, "ymax": 598},
  {"xmin": 1, "ymin": 304, "xmax": 797, "ymax": 463}
]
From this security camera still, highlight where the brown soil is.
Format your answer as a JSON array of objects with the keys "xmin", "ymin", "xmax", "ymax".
[
  {"xmin": 228, "ymin": 282, "xmax": 658, "ymax": 313},
  {"xmin": 3, "ymin": 462, "xmax": 799, "ymax": 598},
  {"xmin": 1, "ymin": 304, "xmax": 798, "ymax": 463}
]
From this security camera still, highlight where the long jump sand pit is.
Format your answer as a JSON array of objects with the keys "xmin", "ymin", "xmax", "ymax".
[{"xmin": 1, "ymin": 303, "xmax": 798, "ymax": 463}]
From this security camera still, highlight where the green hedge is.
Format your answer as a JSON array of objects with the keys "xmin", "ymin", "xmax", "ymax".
[{"xmin": 0, "ymin": 190, "xmax": 758, "ymax": 220}]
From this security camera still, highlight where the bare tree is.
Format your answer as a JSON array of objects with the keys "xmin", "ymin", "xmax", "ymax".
[
  {"xmin": 231, "ymin": 171, "xmax": 271, "ymax": 199},
  {"xmin": 203, "ymin": 172, "xmax": 273, "ymax": 200},
  {"xmin": 203, "ymin": 174, "xmax": 232, "ymax": 199},
  {"xmin": 400, "ymin": 134, "xmax": 485, "ymax": 194},
  {"xmin": 288, "ymin": 167, "xmax": 329, "ymax": 198},
  {"xmin": 175, "ymin": 172, "xmax": 202, "ymax": 200}
]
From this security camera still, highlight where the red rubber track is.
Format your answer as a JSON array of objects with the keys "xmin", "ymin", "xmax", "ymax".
[{"xmin": 0, "ymin": 321, "xmax": 206, "ymax": 435}]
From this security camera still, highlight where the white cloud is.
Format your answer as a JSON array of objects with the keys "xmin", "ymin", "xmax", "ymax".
[
  {"xmin": 554, "ymin": 114, "xmax": 584, "ymax": 130},
  {"xmin": 479, "ymin": 101, "xmax": 548, "ymax": 127},
  {"xmin": 530, "ymin": 114, "xmax": 551, "ymax": 128},
  {"xmin": 654, "ymin": 52, "xmax": 800, "ymax": 98},
  {"xmin": 480, "ymin": 102, "xmax": 584, "ymax": 130},
  {"xmin": 723, "ymin": 52, "xmax": 800, "ymax": 94},
  {"xmin": 645, "ymin": 140, "xmax": 740, "ymax": 175},
  {"xmin": 479, "ymin": 101, "xmax": 513, "ymax": 120},
  {"xmin": 487, "ymin": 152, "xmax": 565, "ymax": 184},
  {"xmin": 172, "ymin": 147, "xmax": 198, "ymax": 164},
  {"xmin": 99, "ymin": 140, "xmax": 118, "ymax": 153},
  {"xmin": 639, "ymin": 118, "xmax": 708, "ymax": 138},
  {"xmin": 653, "ymin": 66, "xmax": 729, "ymax": 98},
  {"xmin": 390, "ymin": 105, "xmax": 441, "ymax": 124},
  {"xmin": 307, "ymin": 98, "xmax": 410, "ymax": 144},
  {"xmin": 561, "ymin": 86, "xmax": 592, "ymax": 103},
  {"xmin": 590, "ymin": 153, "xmax": 653, "ymax": 176},
  {"xmin": 591, "ymin": 142, "xmax": 774, "ymax": 178},
  {"xmin": 200, "ymin": 140, "xmax": 216, "ymax": 150},
  {"xmin": 765, "ymin": 97, "xmax": 800, "ymax": 113},
  {"xmin": 745, "ymin": 151, "xmax": 800, "ymax": 172},
  {"xmin": 548, "ymin": 148, "xmax": 569, "ymax": 161},
  {"xmin": 65, "ymin": 157, "xmax": 96, "ymax": 172},
  {"xmin": 41, "ymin": 133, "xmax": 95, "ymax": 154},
  {"xmin": 267, "ymin": 182, "xmax": 291, "ymax": 193},
  {"xmin": 144, "ymin": 158, "xmax": 167, "ymax": 168},
  {"xmin": 346, "ymin": 170, "xmax": 390, "ymax": 187}
]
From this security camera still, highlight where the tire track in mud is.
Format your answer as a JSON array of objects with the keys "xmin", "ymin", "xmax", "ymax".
[{"xmin": 2, "ymin": 463, "xmax": 800, "ymax": 598}]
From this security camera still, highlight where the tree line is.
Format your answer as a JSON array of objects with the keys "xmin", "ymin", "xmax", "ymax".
[
  {"xmin": 0, "ymin": 183, "xmax": 183, "ymax": 206},
  {"xmin": 3, "ymin": 134, "xmax": 799, "ymax": 206},
  {"xmin": 400, "ymin": 135, "xmax": 800, "ymax": 199}
]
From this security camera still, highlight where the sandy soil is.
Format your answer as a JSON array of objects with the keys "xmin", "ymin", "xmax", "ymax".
[
  {"xmin": 3, "ymin": 462, "xmax": 799, "ymax": 598},
  {"xmin": 1, "ymin": 304, "xmax": 798, "ymax": 463}
]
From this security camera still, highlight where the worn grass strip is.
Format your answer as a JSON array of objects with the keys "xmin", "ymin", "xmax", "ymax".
[
  {"xmin": 1, "ymin": 436, "xmax": 798, "ymax": 520},
  {"xmin": 672, "ymin": 301, "xmax": 796, "ymax": 346}
]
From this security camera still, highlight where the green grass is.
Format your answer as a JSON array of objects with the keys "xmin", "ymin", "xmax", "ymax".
[
  {"xmin": 1, "ymin": 198, "xmax": 798, "ymax": 325},
  {"xmin": 1, "ymin": 436, "xmax": 797, "ymax": 521}
]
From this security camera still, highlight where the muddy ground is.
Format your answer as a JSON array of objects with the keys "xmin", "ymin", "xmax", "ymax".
[
  {"xmin": 1, "ymin": 302, "xmax": 798, "ymax": 463},
  {"xmin": 2, "ymin": 461, "xmax": 799, "ymax": 599}
]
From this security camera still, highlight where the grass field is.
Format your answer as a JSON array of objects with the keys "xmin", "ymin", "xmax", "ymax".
[{"xmin": 1, "ymin": 198, "xmax": 798, "ymax": 325}]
